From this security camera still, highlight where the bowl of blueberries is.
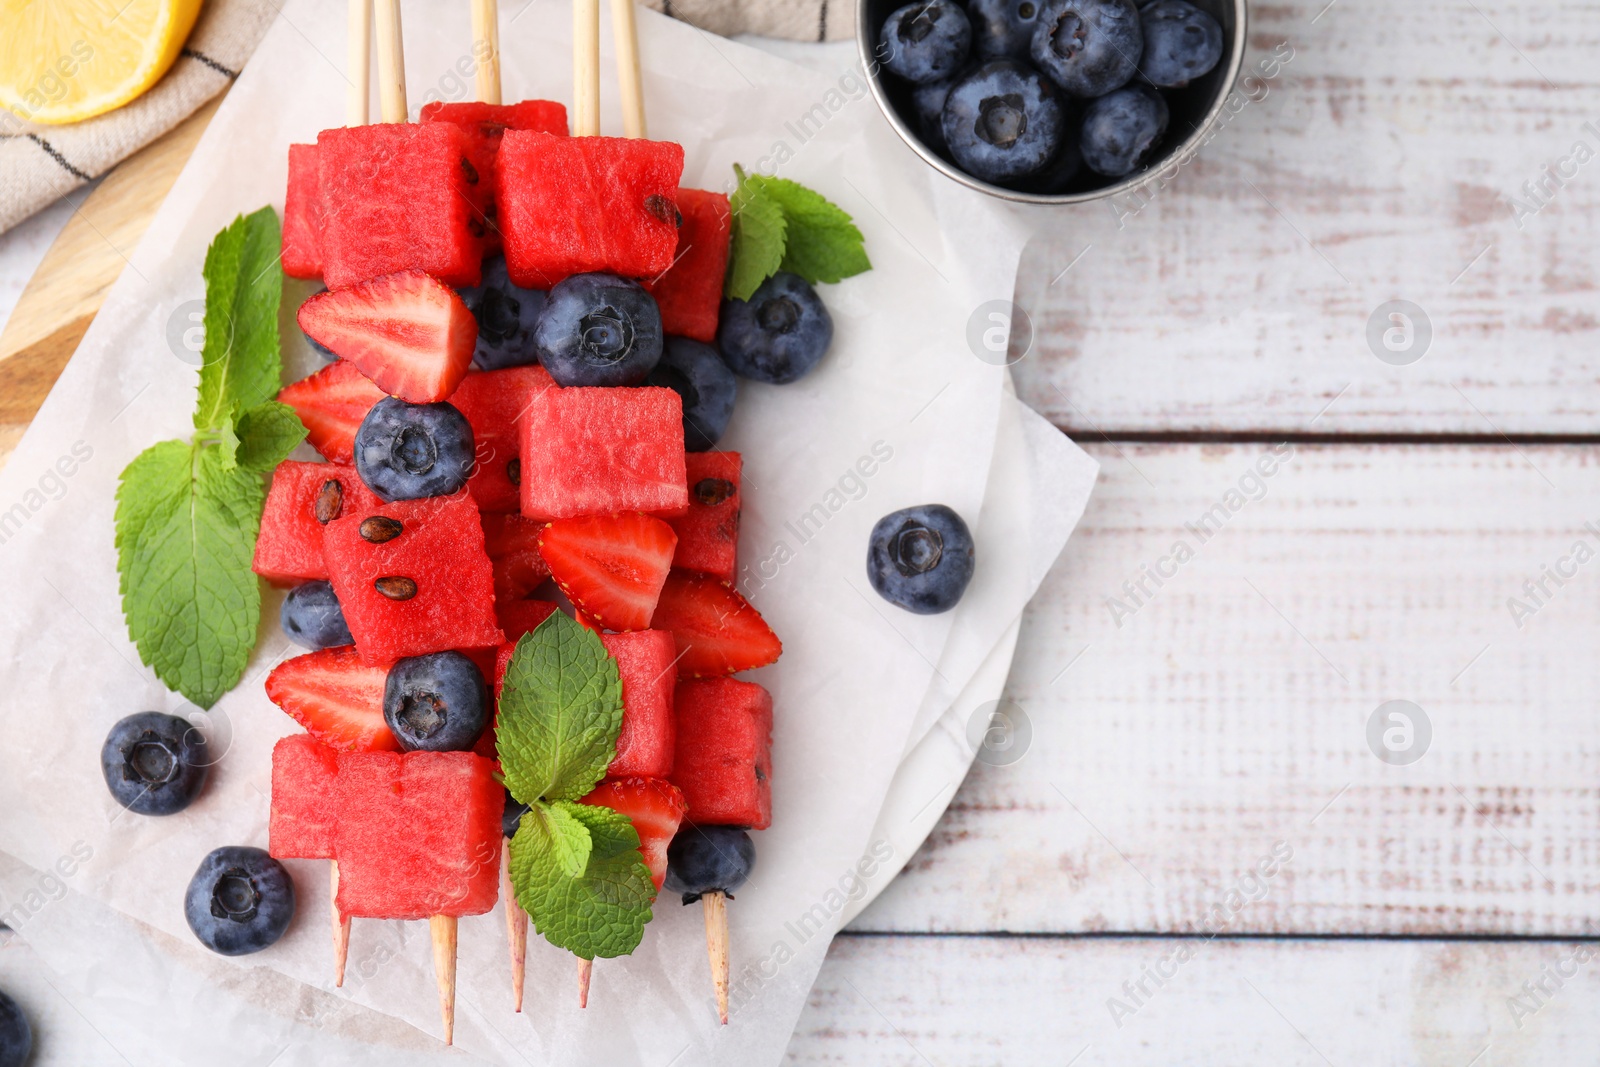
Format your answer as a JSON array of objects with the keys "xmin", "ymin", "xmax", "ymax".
[{"xmin": 858, "ymin": 0, "xmax": 1247, "ymax": 202}]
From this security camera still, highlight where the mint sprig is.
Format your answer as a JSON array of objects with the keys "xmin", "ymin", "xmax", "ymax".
[
  {"xmin": 499, "ymin": 612, "xmax": 658, "ymax": 960},
  {"xmin": 114, "ymin": 208, "xmax": 305, "ymax": 708},
  {"xmin": 725, "ymin": 166, "xmax": 871, "ymax": 301}
]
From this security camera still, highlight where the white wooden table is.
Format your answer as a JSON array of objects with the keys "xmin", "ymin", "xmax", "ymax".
[{"xmin": 788, "ymin": 0, "xmax": 1600, "ymax": 1061}]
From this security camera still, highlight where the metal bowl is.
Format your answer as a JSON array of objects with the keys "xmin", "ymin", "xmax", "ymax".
[{"xmin": 856, "ymin": 0, "xmax": 1249, "ymax": 204}]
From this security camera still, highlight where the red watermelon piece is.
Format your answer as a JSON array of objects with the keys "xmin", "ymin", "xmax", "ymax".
[
  {"xmin": 599, "ymin": 630, "xmax": 678, "ymax": 779},
  {"xmin": 451, "ymin": 366, "xmax": 557, "ymax": 512},
  {"xmin": 268, "ymin": 734, "xmax": 340, "ymax": 859},
  {"xmin": 667, "ymin": 451, "xmax": 741, "ymax": 584},
  {"xmin": 265, "ymin": 647, "xmax": 397, "ymax": 752},
  {"xmin": 480, "ymin": 512, "xmax": 550, "ymax": 601},
  {"xmin": 579, "ymin": 777, "xmax": 686, "ymax": 891},
  {"xmin": 496, "ymin": 599, "xmax": 559, "ymax": 641},
  {"xmin": 253, "ymin": 461, "xmax": 383, "ymax": 585},
  {"xmin": 277, "ymin": 360, "xmax": 387, "ymax": 464},
  {"xmin": 282, "ymin": 143, "xmax": 323, "ymax": 280},
  {"xmin": 421, "ymin": 99, "xmax": 569, "ymax": 254},
  {"xmin": 650, "ymin": 570, "xmax": 781, "ymax": 678},
  {"xmin": 644, "ymin": 188, "xmax": 731, "ymax": 343},
  {"xmin": 519, "ymin": 387, "xmax": 688, "ymax": 521},
  {"xmin": 670, "ymin": 679, "xmax": 772, "ymax": 829},
  {"xmin": 538, "ymin": 513, "xmax": 678, "ymax": 632},
  {"xmin": 496, "ymin": 131, "xmax": 684, "ymax": 288},
  {"xmin": 322, "ymin": 494, "xmax": 505, "ymax": 666}
]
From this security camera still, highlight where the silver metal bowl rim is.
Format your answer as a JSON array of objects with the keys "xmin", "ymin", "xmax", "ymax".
[{"xmin": 855, "ymin": 0, "xmax": 1250, "ymax": 206}]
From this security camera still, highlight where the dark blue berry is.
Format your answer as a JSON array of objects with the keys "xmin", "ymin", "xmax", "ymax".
[
  {"xmin": 1014, "ymin": 123, "xmax": 1084, "ymax": 193},
  {"xmin": 184, "ymin": 846, "xmax": 295, "ymax": 956},
  {"xmin": 717, "ymin": 273, "xmax": 833, "ymax": 385},
  {"xmin": 459, "ymin": 255, "xmax": 547, "ymax": 370},
  {"xmin": 867, "ymin": 504, "xmax": 976, "ymax": 614},
  {"xmin": 1030, "ymin": 0, "xmax": 1142, "ymax": 98},
  {"xmin": 101, "ymin": 711, "xmax": 209, "ymax": 816},
  {"xmin": 534, "ymin": 273, "xmax": 662, "ymax": 387},
  {"xmin": 644, "ymin": 337, "xmax": 738, "ymax": 452},
  {"xmin": 503, "ymin": 787, "xmax": 531, "ymax": 838},
  {"xmin": 1138, "ymin": 0, "xmax": 1222, "ymax": 87},
  {"xmin": 968, "ymin": 0, "xmax": 1044, "ymax": 60},
  {"xmin": 664, "ymin": 826, "xmax": 756, "ymax": 904},
  {"xmin": 879, "ymin": 1, "xmax": 972, "ymax": 84},
  {"xmin": 941, "ymin": 60, "xmax": 1066, "ymax": 183},
  {"xmin": 911, "ymin": 77, "xmax": 956, "ymax": 154},
  {"xmin": 1080, "ymin": 84, "xmax": 1168, "ymax": 177},
  {"xmin": 354, "ymin": 397, "xmax": 475, "ymax": 501},
  {"xmin": 383, "ymin": 652, "xmax": 488, "ymax": 752},
  {"xmin": 280, "ymin": 580, "xmax": 353, "ymax": 650},
  {"xmin": 0, "ymin": 989, "xmax": 32, "ymax": 1067}
]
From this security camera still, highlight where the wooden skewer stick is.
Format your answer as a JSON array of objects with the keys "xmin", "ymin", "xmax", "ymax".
[
  {"xmin": 576, "ymin": 956, "xmax": 593, "ymax": 1008},
  {"xmin": 609, "ymin": 0, "xmax": 646, "ymax": 138},
  {"xmin": 347, "ymin": 0, "xmax": 372, "ymax": 125},
  {"xmin": 472, "ymin": 0, "xmax": 502, "ymax": 104},
  {"xmin": 373, "ymin": 0, "xmax": 408, "ymax": 122},
  {"xmin": 702, "ymin": 890, "xmax": 730, "ymax": 1025},
  {"xmin": 501, "ymin": 840, "xmax": 528, "ymax": 1012},
  {"xmin": 430, "ymin": 914, "xmax": 459, "ymax": 1045},
  {"xmin": 573, "ymin": 0, "xmax": 601, "ymax": 136},
  {"xmin": 331, "ymin": 862, "xmax": 352, "ymax": 987}
]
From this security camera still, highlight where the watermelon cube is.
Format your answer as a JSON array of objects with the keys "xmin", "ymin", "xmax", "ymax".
[
  {"xmin": 481, "ymin": 512, "xmax": 550, "ymax": 600},
  {"xmin": 496, "ymin": 131, "xmax": 684, "ymax": 288},
  {"xmin": 421, "ymin": 99, "xmax": 569, "ymax": 253},
  {"xmin": 667, "ymin": 452, "xmax": 741, "ymax": 583},
  {"xmin": 253, "ymin": 461, "xmax": 383, "ymax": 585},
  {"xmin": 520, "ymin": 387, "xmax": 688, "ymax": 520},
  {"xmin": 333, "ymin": 751, "xmax": 504, "ymax": 919},
  {"xmin": 644, "ymin": 189, "xmax": 731, "ymax": 343},
  {"xmin": 670, "ymin": 678, "xmax": 772, "ymax": 829},
  {"xmin": 268, "ymin": 734, "xmax": 340, "ymax": 859},
  {"xmin": 496, "ymin": 599, "xmax": 559, "ymax": 641},
  {"xmin": 600, "ymin": 630, "xmax": 678, "ymax": 779},
  {"xmin": 277, "ymin": 360, "xmax": 388, "ymax": 464},
  {"xmin": 322, "ymin": 494, "xmax": 504, "ymax": 665},
  {"xmin": 451, "ymin": 366, "xmax": 557, "ymax": 513},
  {"xmin": 317, "ymin": 123, "xmax": 482, "ymax": 289},
  {"xmin": 282, "ymin": 143, "xmax": 323, "ymax": 279}
]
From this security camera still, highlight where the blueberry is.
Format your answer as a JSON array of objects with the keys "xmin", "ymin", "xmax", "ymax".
[
  {"xmin": 644, "ymin": 337, "xmax": 738, "ymax": 452},
  {"xmin": 910, "ymin": 77, "xmax": 956, "ymax": 154},
  {"xmin": 1013, "ymin": 115, "xmax": 1084, "ymax": 193},
  {"xmin": 383, "ymin": 651, "xmax": 489, "ymax": 752},
  {"xmin": 879, "ymin": 1, "xmax": 972, "ymax": 84},
  {"xmin": 503, "ymin": 787, "xmax": 531, "ymax": 838},
  {"xmin": 717, "ymin": 273, "xmax": 833, "ymax": 385},
  {"xmin": 183, "ymin": 846, "xmax": 295, "ymax": 956},
  {"xmin": 867, "ymin": 504, "xmax": 975, "ymax": 614},
  {"xmin": 941, "ymin": 60, "xmax": 1066, "ymax": 184},
  {"xmin": 534, "ymin": 273, "xmax": 662, "ymax": 387},
  {"xmin": 968, "ymin": 0, "xmax": 1044, "ymax": 61},
  {"xmin": 280, "ymin": 580, "xmax": 353, "ymax": 650},
  {"xmin": 354, "ymin": 397, "xmax": 475, "ymax": 501},
  {"xmin": 1030, "ymin": 0, "xmax": 1142, "ymax": 98},
  {"xmin": 1138, "ymin": 0, "xmax": 1222, "ymax": 87},
  {"xmin": 459, "ymin": 255, "xmax": 548, "ymax": 370},
  {"xmin": 1080, "ymin": 84, "xmax": 1168, "ymax": 177},
  {"xmin": 100, "ymin": 711, "xmax": 209, "ymax": 816},
  {"xmin": 0, "ymin": 989, "xmax": 31, "ymax": 1067},
  {"xmin": 663, "ymin": 826, "xmax": 756, "ymax": 904}
]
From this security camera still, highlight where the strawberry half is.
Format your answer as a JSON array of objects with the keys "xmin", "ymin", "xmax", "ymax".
[
  {"xmin": 649, "ymin": 570, "xmax": 782, "ymax": 678},
  {"xmin": 580, "ymin": 776, "xmax": 687, "ymax": 891},
  {"xmin": 538, "ymin": 512, "xmax": 678, "ymax": 632},
  {"xmin": 277, "ymin": 359, "xmax": 387, "ymax": 463},
  {"xmin": 265, "ymin": 647, "xmax": 398, "ymax": 751},
  {"xmin": 297, "ymin": 269, "xmax": 478, "ymax": 403},
  {"xmin": 481, "ymin": 512, "xmax": 550, "ymax": 601}
]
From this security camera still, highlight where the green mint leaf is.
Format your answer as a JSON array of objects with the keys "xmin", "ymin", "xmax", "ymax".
[
  {"xmin": 194, "ymin": 208, "xmax": 283, "ymax": 434},
  {"xmin": 232, "ymin": 401, "xmax": 308, "ymax": 472},
  {"xmin": 508, "ymin": 800, "xmax": 656, "ymax": 959},
  {"xmin": 114, "ymin": 440, "xmax": 266, "ymax": 708},
  {"xmin": 753, "ymin": 177, "xmax": 873, "ymax": 285},
  {"xmin": 542, "ymin": 800, "xmax": 594, "ymax": 877},
  {"xmin": 496, "ymin": 612, "xmax": 624, "ymax": 805},
  {"xmin": 725, "ymin": 170, "xmax": 787, "ymax": 302}
]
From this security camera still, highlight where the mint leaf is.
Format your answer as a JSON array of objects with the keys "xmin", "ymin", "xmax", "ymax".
[
  {"xmin": 543, "ymin": 800, "xmax": 594, "ymax": 877},
  {"xmin": 497, "ymin": 612, "xmax": 624, "ymax": 804},
  {"xmin": 232, "ymin": 401, "xmax": 308, "ymax": 472},
  {"xmin": 725, "ymin": 172, "xmax": 786, "ymax": 301},
  {"xmin": 755, "ymin": 177, "xmax": 873, "ymax": 285},
  {"xmin": 194, "ymin": 208, "xmax": 283, "ymax": 433},
  {"xmin": 115, "ymin": 441, "xmax": 266, "ymax": 708},
  {"xmin": 508, "ymin": 801, "xmax": 656, "ymax": 959}
]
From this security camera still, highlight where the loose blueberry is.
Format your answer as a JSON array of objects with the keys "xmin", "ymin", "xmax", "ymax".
[
  {"xmin": 663, "ymin": 826, "xmax": 757, "ymax": 904},
  {"xmin": 867, "ymin": 504, "xmax": 976, "ymax": 614},
  {"xmin": 878, "ymin": 0, "xmax": 972, "ymax": 85},
  {"xmin": 100, "ymin": 711, "xmax": 209, "ymax": 816},
  {"xmin": 911, "ymin": 77, "xmax": 956, "ymax": 154},
  {"xmin": 941, "ymin": 60, "xmax": 1066, "ymax": 184},
  {"xmin": 503, "ymin": 787, "xmax": 531, "ymax": 838},
  {"xmin": 353, "ymin": 396, "xmax": 475, "ymax": 501},
  {"xmin": 968, "ymin": 0, "xmax": 1044, "ymax": 60},
  {"xmin": 383, "ymin": 651, "xmax": 489, "ymax": 752},
  {"xmin": 717, "ymin": 273, "xmax": 834, "ymax": 385},
  {"xmin": 1030, "ymin": 0, "xmax": 1142, "ymax": 99},
  {"xmin": 1079, "ymin": 83, "xmax": 1168, "ymax": 177},
  {"xmin": 184, "ymin": 846, "xmax": 295, "ymax": 956},
  {"xmin": 459, "ymin": 255, "xmax": 548, "ymax": 370},
  {"xmin": 534, "ymin": 273, "xmax": 663, "ymax": 387},
  {"xmin": 280, "ymin": 580, "xmax": 354, "ymax": 650},
  {"xmin": 1138, "ymin": 0, "xmax": 1222, "ymax": 87},
  {"xmin": 0, "ymin": 990, "xmax": 30, "ymax": 1067},
  {"xmin": 644, "ymin": 337, "xmax": 738, "ymax": 452}
]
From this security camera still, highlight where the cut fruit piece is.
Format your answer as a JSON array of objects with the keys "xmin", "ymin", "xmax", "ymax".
[
  {"xmin": 277, "ymin": 360, "xmax": 388, "ymax": 464},
  {"xmin": 538, "ymin": 513, "xmax": 678, "ymax": 632},
  {"xmin": 667, "ymin": 452, "xmax": 741, "ymax": 584},
  {"xmin": 650, "ymin": 571, "xmax": 781, "ymax": 678},
  {"xmin": 480, "ymin": 512, "xmax": 551, "ymax": 601},
  {"xmin": 420, "ymin": 100, "xmax": 570, "ymax": 255},
  {"xmin": 269, "ymin": 734, "xmax": 341, "ymax": 859},
  {"xmin": 450, "ymin": 366, "xmax": 556, "ymax": 513},
  {"xmin": 495, "ymin": 599, "xmax": 560, "ymax": 642},
  {"xmin": 298, "ymin": 271, "xmax": 478, "ymax": 404},
  {"xmin": 644, "ymin": 189, "xmax": 733, "ymax": 343},
  {"xmin": 579, "ymin": 777, "xmax": 687, "ymax": 891},
  {"xmin": 265, "ymin": 647, "xmax": 397, "ymax": 752},
  {"xmin": 283, "ymin": 143, "xmax": 324, "ymax": 279},
  {"xmin": 670, "ymin": 678, "xmax": 773, "ymax": 829},
  {"xmin": 253, "ymin": 462, "xmax": 384, "ymax": 586},
  {"xmin": 599, "ymin": 630, "xmax": 679, "ymax": 779},
  {"xmin": 519, "ymin": 386, "xmax": 688, "ymax": 521}
]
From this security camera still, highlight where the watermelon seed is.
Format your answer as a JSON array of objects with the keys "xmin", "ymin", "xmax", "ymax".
[
  {"xmin": 506, "ymin": 458, "xmax": 521, "ymax": 486},
  {"xmin": 375, "ymin": 576, "xmax": 418, "ymax": 600},
  {"xmin": 460, "ymin": 157, "xmax": 480, "ymax": 184},
  {"xmin": 644, "ymin": 194, "xmax": 681, "ymax": 227},
  {"xmin": 315, "ymin": 480, "xmax": 344, "ymax": 524},
  {"xmin": 695, "ymin": 478, "xmax": 736, "ymax": 506},
  {"xmin": 359, "ymin": 517, "xmax": 405, "ymax": 543}
]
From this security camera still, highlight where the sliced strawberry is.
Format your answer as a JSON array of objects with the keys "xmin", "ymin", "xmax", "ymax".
[
  {"xmin": 537, "ymin": 513, "xmax": 677, "ymax": 632},
  {"xmin": 650, "ymin": 571, "xmax": 782, "ymax": 678},
  {"xmin": 481, "ymin": 512, "xmax": 551, "ymax": 601},
  {"xmin": 580, "ymin": 776, "xmax": 687, "ymax": 891},
  {"xmin": 265, "ymin": 647, "xmax": 398, "ymax": 751},
  {"xmin": 297, "ymin": 269, "xmax": 478, "ymax": 403},
  {"xmin": 277, "ymin": 359, "xmax": 387, "ymax": 463}
]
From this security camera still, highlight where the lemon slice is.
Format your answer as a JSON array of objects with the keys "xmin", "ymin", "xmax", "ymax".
[{"xmin": 0, "ymin": 0, "xmax": 204, "ymax": 125}]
